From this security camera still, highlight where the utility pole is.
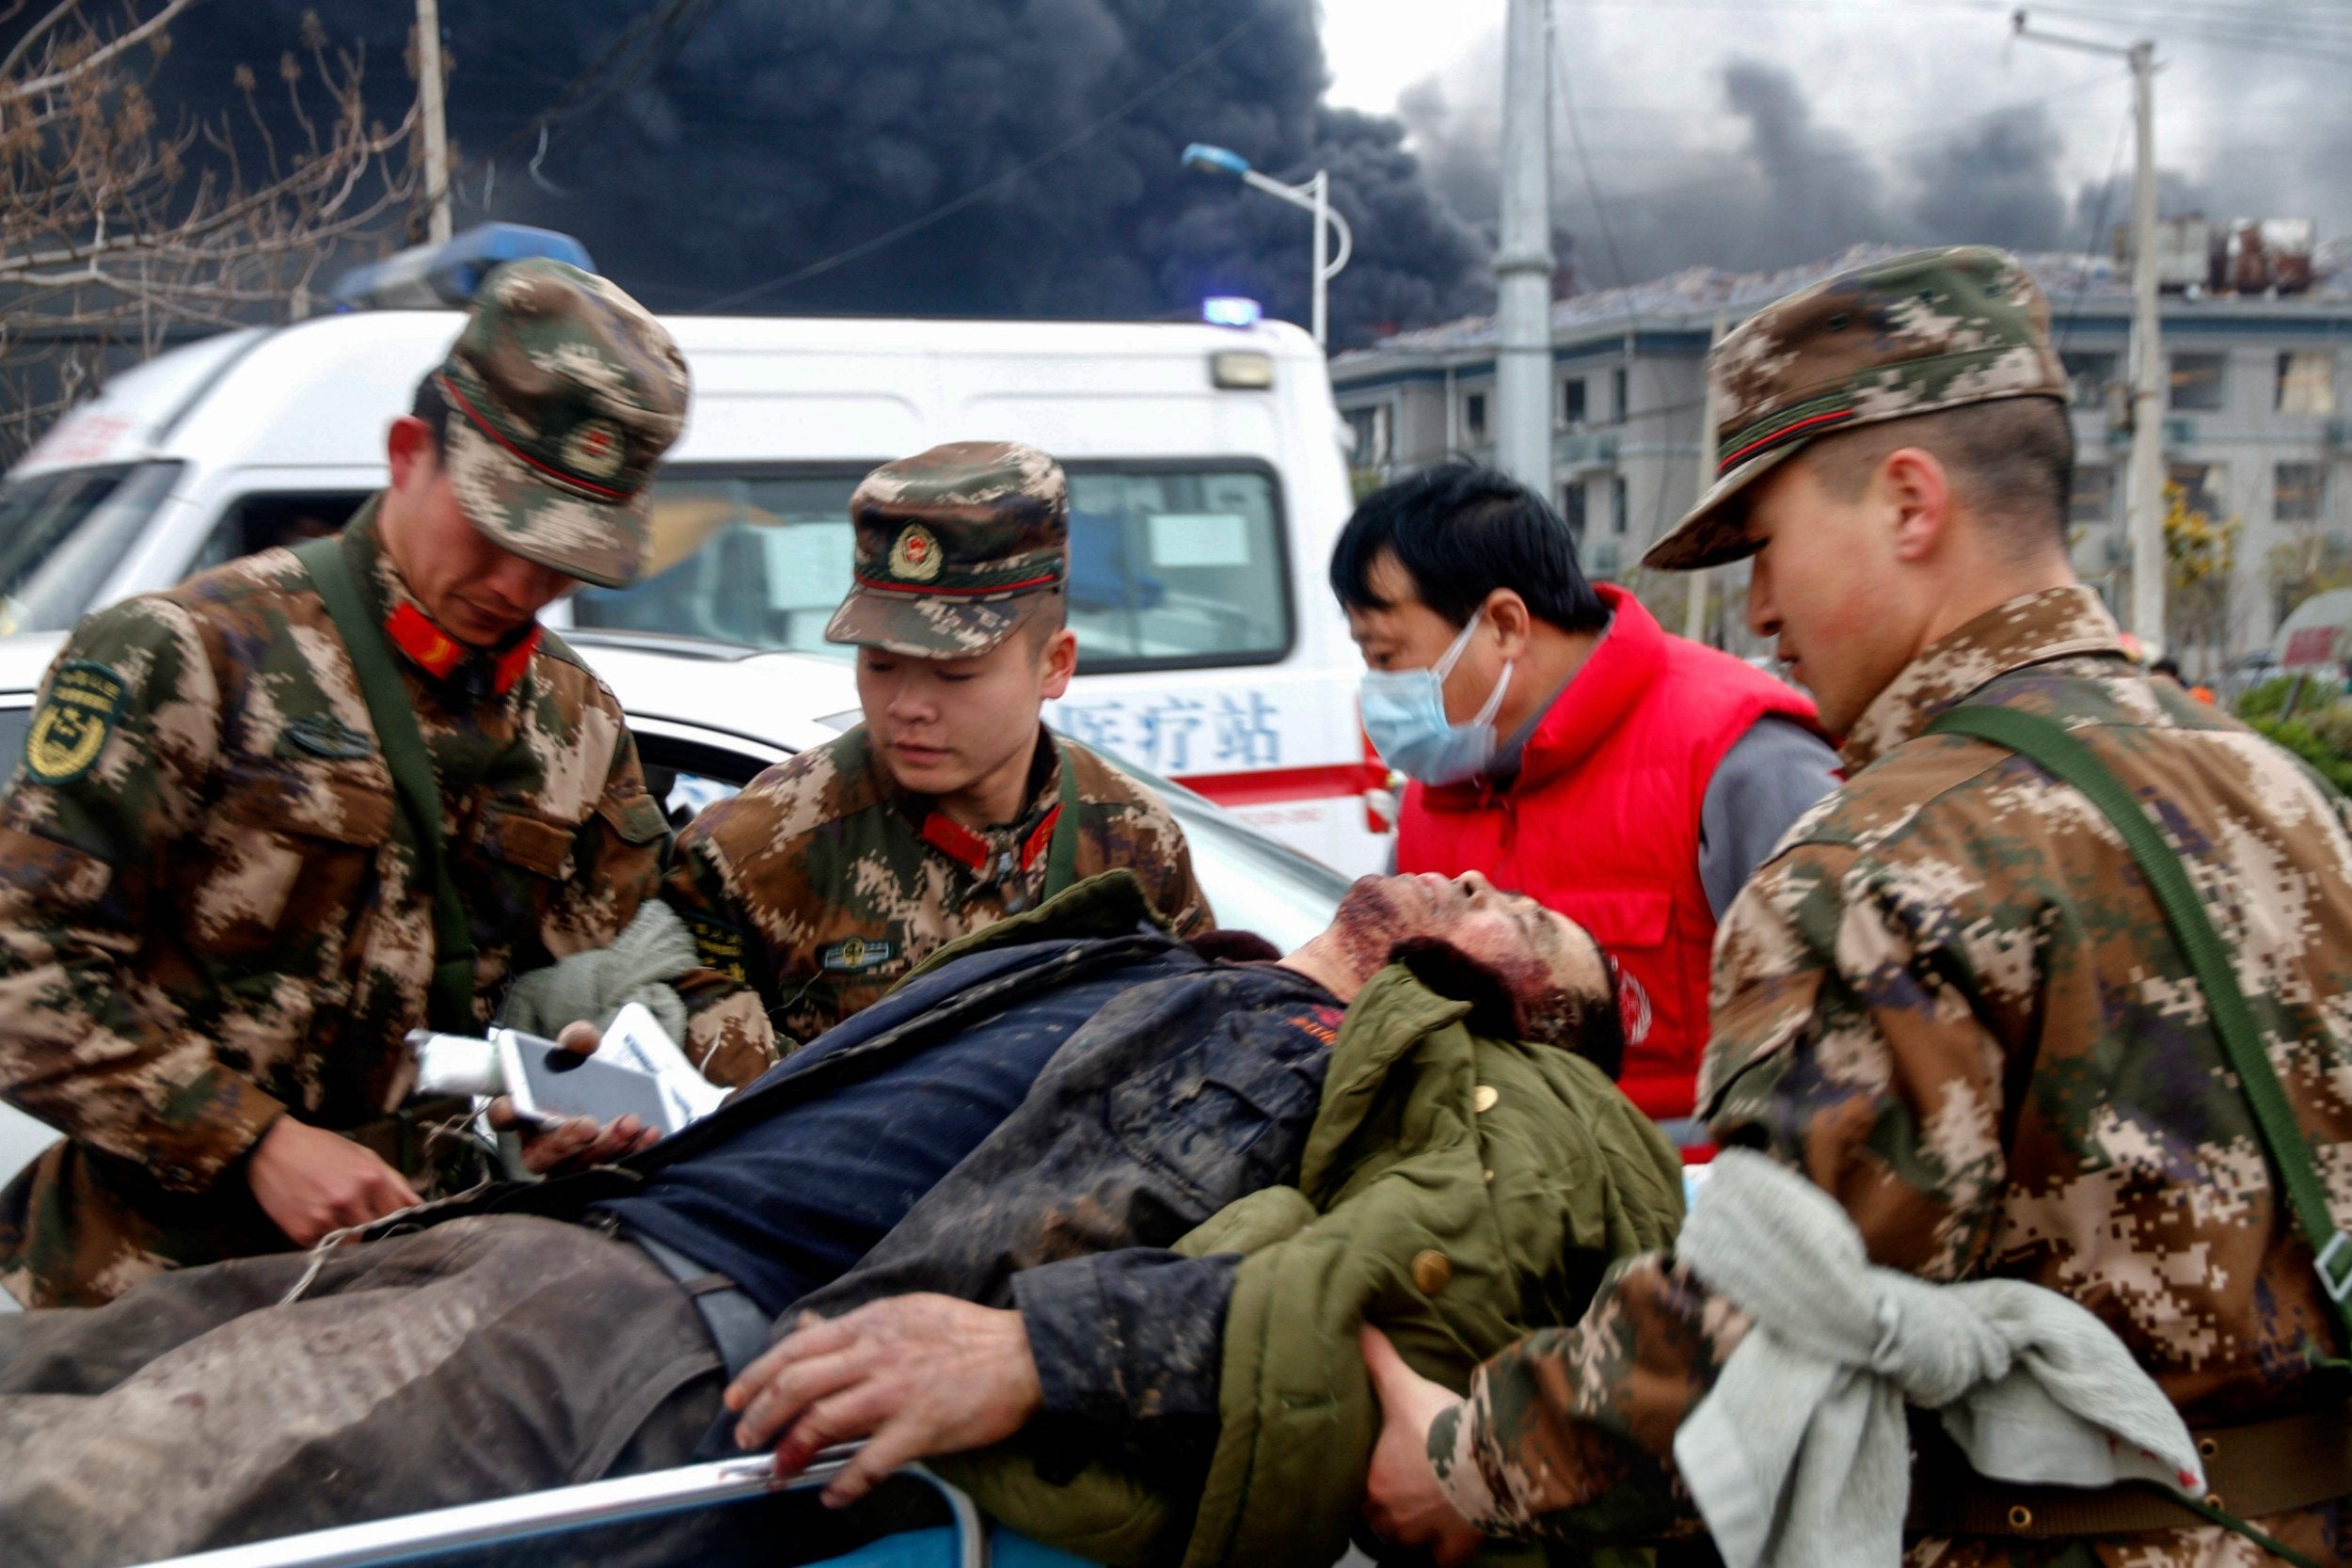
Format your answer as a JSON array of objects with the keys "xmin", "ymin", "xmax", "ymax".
[
  {"xmin": 2014, "ymin": 12, "xmax": 2163, "ymax": 652},
  {"xmin": 1685, "ymin": 310, "xmax": 1725, "ymax": 644},
  {"xmin": 416, "ymin": 0, "xmax": 453, "ymax": 245},
  {"xmin": 1493, "ymin": 0, "xmax": 1556, "ymax": 497},
  {"xmin": 2125, "ymin": 40, "xmax": 2162, "ymax": 656}
]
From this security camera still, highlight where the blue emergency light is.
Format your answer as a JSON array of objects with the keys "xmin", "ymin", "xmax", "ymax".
[
  {"xmin": 1201, "ymin": 296, "xmax": 1263, "ymax": 328},
  {"xmin": 330, "ymin": 223, "xmax": 597, "ymax": 310},
  {"xmin": 1181, "ymin": 143, "xmax": 1253, "ymax": 179}
]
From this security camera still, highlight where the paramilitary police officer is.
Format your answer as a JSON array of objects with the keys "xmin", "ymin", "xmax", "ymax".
[
  {"xmin": 0, "ymin": 259, "xmax": 689, "ymax": 1307},
  {"xmin": 661, "ymin": 440, "xmax": 1213, "ymax": 1066},
  {"xmin": 1359, "ymin": 248, "xmax": 2352, "ymax": 1563}
]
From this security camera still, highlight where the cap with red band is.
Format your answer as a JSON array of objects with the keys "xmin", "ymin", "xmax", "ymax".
[
  {"xmin": 1644, "ymin": 246, "xmax": 2068, "ymax": 573},
  {"xmin": 823, "ymin": 441, "xmax": 1070, "ymax": 657},
  {"xmin": 437, "ymin": 258, "xmax": 690, "ymax": 591}
]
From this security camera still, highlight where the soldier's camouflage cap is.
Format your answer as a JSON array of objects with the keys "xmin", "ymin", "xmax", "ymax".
[
  {"xmin": 436, "ymin": 258, "xmax": 689, "ymax": 590},
  {"xmin": 823, "ymin": 441, "xmax": 1069, "ymax": 657},
  {"xmin": 1645, "ymin": 245, "xmax": 2068, "ymax": 572}
]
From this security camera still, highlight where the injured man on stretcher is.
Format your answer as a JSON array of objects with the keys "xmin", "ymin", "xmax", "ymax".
[{"xmin": 0, "ymin": 870, "xmax": 1685, "ymax": 1568}]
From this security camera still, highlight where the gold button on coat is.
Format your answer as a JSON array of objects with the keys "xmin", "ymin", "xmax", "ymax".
[
  {"xmin": 1472, "ymin": 1084, "xmax": 1500, "ymax": 1113},
  {"xmin": 1411, "ymin": 1249, "xmax": 1453, "ymax": 1293}
]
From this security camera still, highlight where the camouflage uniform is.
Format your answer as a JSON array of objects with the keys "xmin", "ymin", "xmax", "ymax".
[
  {"xmin": 1424, "ymin": 251, "xmax": 2352, "ymax": 1563},
  {"xmin": 0, "ymin": 260, "xmax": 690, "ymax": 1307},
  {"xmin": 664, "ymin": 442, "xmax": 1212, "ymax": 1060}
]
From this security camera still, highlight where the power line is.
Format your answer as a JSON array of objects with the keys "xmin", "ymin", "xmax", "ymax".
[
  {"xmin": 469, "ymin": 0, "xmax": 723, "ymax": 198},
  {"xmin": 1545, "ymin": 9, "xmax": 1683, "ymax": 546},
  {"xmin": 2055, "ymin": 101, "xmax": 2134, "ymax": 357},
  {"xmin": 1549, "ymin": 14, "xmax": 1631, "ymax": 293},
  {"xmin": 2026, "ymin": 2, "xmax": 2352, "ymax": 64},
  {"xmin": 691, "ymin": 2, "xmax": 1280, "ymax": 312}
]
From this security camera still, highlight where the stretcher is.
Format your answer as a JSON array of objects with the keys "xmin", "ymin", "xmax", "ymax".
[{"xmin": 132, "ymin": 1446, "xmax": 1096, "ymax": 1568}]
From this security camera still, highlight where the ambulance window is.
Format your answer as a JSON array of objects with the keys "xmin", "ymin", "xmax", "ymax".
[
  {"xmin": 1064, "ymin": 468, "xmax": 1288, "ymax": 671},
  {"xmin": 194, "ymin": 491, "xmax": 370, "ymax": 572},
  {"xmin": 573, "ymin": 465, "xmax": 1292, "ymax": 672},
  {"xmin": 0, "ymin": 461, "xmax": 183, "ymax": 635},
  {"xmin": 572, "ymin": 473, "xmax": 863, "ymax": 655}
]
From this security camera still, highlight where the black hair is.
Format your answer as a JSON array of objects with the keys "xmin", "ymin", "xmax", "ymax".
[
  {"xmin": 1807, "ymin": 397, "xmax": 2075, "ymax": 560},
  {"xmin": 409, "ymin": 371, "xmax": 453, "ymax": 456},
  {"xmin": 2151, "ymin": 657, "xmax": 2183, "ymax": 680},
  {"xmin": 1387, "ymin": 935, "xmax": 1627, "ymax": 1079},
  {"xmin": 1021, "ymin": 584, "xmax": 1069, "ymax": 645},
  {"xmin": 1327, "ymin": 464, "xmax": 1610, "ymax": 633}
]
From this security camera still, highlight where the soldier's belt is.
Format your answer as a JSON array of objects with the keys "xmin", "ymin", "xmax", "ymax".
[
  {"xmin": 1908, "ymin": 1402, "xmax": 2352, "ymax": 1539},
  {"xmin": 344, "ymin": 1095, "xmax": 478, "ymax": 1174}
]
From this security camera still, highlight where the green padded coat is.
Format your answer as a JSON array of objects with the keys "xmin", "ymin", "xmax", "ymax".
[{"xmin": 935, "ymin": 960, "xmax": 1688, "ymax": 1568}]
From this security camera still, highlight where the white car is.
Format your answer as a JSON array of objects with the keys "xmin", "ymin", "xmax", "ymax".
[{"xmin": 0, "ymin": 626, "xmax": 1356, "ymax": 1259}]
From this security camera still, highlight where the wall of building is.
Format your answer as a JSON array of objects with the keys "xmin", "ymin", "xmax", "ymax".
[
  {"xmin": 2053, "ymin": 316, "xmax": 2352, "ymax": 673},
  {"xmin": 1336, "ymin": 298, "xmax": 2352, "ymax": 669}
]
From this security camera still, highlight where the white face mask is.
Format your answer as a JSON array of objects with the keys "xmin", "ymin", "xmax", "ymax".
[{"xmin": 1359, "ymin": 610, "xmax": 1515, "ymax": 784}]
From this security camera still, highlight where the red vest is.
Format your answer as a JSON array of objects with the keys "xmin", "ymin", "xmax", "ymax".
[{"xmin": 1395, "ymin": 585, "xmax": 1822, "ymax": 1121}]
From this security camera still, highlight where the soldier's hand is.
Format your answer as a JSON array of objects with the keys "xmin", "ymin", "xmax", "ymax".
[
  {"xmin": 1360, "ymin": 1325, "xmax": 1486, "ymax": 1567},
  {"xmin": 485, "ymin": 1021, "xmax": 662, "ymax": 1176},
  {"xmin": 724, "ymin": 1295, "xmax": 1044, "ymax": 1506},
  {"xmin": 246, "ymin": 1117, "xmax": 422, "ymax": 1247}
]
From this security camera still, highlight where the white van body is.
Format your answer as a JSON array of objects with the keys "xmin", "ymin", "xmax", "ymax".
[{"xmin": 8, "ymin": 311, "xmax": 1391, "ymax": 872}]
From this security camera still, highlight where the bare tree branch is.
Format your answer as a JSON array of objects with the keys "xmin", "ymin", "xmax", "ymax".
[
  {"xmin": 2, "ymin": 0, "xmax": 198, "ymax": 104},
  {"xmin": 0, "ymin": 0, "xmax": 93, "ymax": 84},
  {"xmin": 0, "ymin": 1, "xmax": 420, "ymax": 462}
]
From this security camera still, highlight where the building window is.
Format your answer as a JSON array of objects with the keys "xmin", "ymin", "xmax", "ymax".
[
  {"xmin": 1345, "ymin": 404, "xmax": 1391, "ymax": 467},
  {"xmin": 2070, "ymin": 465, "xmax": 2114, "ymax": 524},
  {"xmin": 2169, "ymin": 353, "xmax": 2227, "ymax": 412},
  {"xmin": 2061, "ymin": 352, "xmax": 2117, "ymax": 411},
  {"xmin": 1463, "ymin": 391, "xmax": 1487, "ymax": 447},
  {"xmin": 1612, "ymin": 474, "xmax": 1629, "ymax": 536},
  {"xmin": 2278, "ymin": 351, "xmax": 2336, "ymax": 415},
  {"xmin": 1560, "ymin": 480, "xmax": 1586, "ymax": 540},
  {"xmin": 2169, "ymin": 462, "xmax": 2225, "ymax": 518},
  {"xmin": 1612, "ymin": 365, "xmax": 1630, "ymax": 422},
  {"xmin": 2277, "ymin": 462, "xmax": 2327, "ymax": 524},
  {"xmin": 1562, "ymin": 377, "xmax": 1587, "ymax": 428}
]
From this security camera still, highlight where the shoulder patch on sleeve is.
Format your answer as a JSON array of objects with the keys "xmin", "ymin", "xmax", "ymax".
[
  {"xmin": 679, "ymin": 910, "xmax": 750, "ymax": 984},
  {"xmin": 25, "ymin": 660, "xmax": 126, "ymax": 784}
]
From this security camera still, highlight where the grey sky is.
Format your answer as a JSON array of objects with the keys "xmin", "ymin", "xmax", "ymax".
[{"xmin": 1321, "ymin": 0, "xmax": 2352, "ymax": 286}]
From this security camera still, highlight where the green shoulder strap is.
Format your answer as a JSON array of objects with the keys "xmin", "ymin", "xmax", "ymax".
[
  {"xmin": 1926, "ymin": 704, "xmax": 2352, "ymax": 1344},
  {"xmin": 1043, "ymin": 738, "xmax": 1083, "ymax": 901},
  {"xmin": 292, "ymin": 535, "xmax": 478, "ymax": 1031}
]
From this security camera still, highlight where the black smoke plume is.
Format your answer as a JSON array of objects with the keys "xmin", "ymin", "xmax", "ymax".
[{"xmin": 140, "ymin": 0, "xmax": 1490, "ymax": 348}]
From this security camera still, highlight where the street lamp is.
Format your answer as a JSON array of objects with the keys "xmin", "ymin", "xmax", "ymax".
[{"xmin": 1181, "ymin": 143, "xmax": 1354, "ymax": 348}]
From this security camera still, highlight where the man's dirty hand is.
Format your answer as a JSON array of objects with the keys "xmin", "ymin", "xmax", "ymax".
[{"xmin": 723, "ymin": 1294, "xmax": 1043, "ymax": 1507}]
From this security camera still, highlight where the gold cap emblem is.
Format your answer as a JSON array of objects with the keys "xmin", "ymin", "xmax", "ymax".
[{"xmin": 888, "ymin": 524, "xmax": 944, "ymax": 582}]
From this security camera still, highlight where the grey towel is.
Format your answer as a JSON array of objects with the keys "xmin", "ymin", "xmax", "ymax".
[
  {"xmin": 1673, "ymin": 1149, "xmax": 2203, "ymax": 1568},
  {"xmin": 500, "ymin": 900, "xmax": 697, "ymax": 1057}
]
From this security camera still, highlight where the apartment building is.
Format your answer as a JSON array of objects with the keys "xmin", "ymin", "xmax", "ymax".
[{"xmin": 1331, "ymin": 245, "xmax": 2352, "ymax": 659}]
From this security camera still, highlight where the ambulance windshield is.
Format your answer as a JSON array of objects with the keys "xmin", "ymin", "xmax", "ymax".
[
  {"xmin": 572, "ymin": 465, "xmax": 1292, "ymax": 674},
  {"xmin": 0, "ymin": 462, "xmax": 183, "ymax": 637}
]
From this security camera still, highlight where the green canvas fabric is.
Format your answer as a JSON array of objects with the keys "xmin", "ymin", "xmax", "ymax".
[{"xmin": 937, "ymin": 960, "xmax": 1687, "ymax": 1567}]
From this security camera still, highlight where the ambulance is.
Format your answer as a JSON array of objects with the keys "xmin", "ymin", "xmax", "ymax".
[{"xmin": 1, "ymin": 226, "xmax": 1393, "ymax": 873}]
